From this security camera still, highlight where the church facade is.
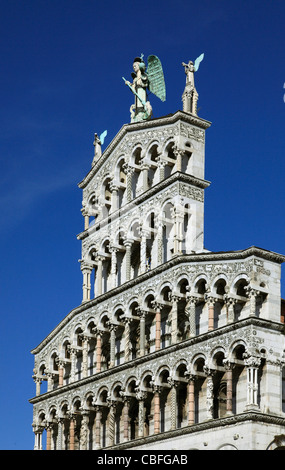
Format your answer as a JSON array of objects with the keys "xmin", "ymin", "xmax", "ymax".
[{"xmin": 30, "ymin": 56, "xmax": 285, "ymax": 450}]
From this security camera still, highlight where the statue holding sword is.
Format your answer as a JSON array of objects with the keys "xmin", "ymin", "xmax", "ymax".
[{"xmin": 123, "ymin": 54, "xmax": 166, "ymax": 122}]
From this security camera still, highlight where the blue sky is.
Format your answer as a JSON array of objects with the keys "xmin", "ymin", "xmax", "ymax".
[{"xmin": 0, "ymin": 0, "xmax": 285, "ymax": 450}]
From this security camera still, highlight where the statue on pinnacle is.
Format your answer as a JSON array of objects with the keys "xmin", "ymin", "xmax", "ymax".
[
  {"xmin": 123, "ymin": 54, "xmax": 166, "ymax": 123},
  {"xmin": 182, "ymin": 53, "xmax": 204, "ymax": 116}
]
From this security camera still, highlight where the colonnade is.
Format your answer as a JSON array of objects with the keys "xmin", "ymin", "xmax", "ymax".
[
  {"xmin": 82, "ymin": 141, "xmax": 192, "ymax": 231},
  {"xmin": 34, "ymin": 280, "xmax": 264, "ymax": 397},
  {"xmin": 33, "ymin": 343, "xmax": 266, "ymax": 450},
  {"xmin": 81, "ymin": 202, "xmax": 190, "ymax": 303}
]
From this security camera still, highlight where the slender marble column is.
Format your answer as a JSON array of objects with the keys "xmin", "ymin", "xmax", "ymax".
[
  {"xmin": 205, "ymin": 369, "xmax": 214, "ymax": 420},
  {"xmin": 81, "ymin": 264, "xmax": 92, "ymax": 302},
  {"xmin": 46, "ymin": 424, "xmax": 52, "ymax": 450},
  {"xmin": 224, "ymin": 296, "xmax": 236, "ymax": 324},
  {"xmin": 34, "ymin": 377, "xmax": 42, "ymax": 396},
  {"xmin": 136, "ymin": 390, "xmax": 147, "ymax": 438},
  {"xmin": 205, "ymin": 296, "xmax": 215, "ymax": 331},
  {"xmin": 169, "ymin": 295, "xmax": 179, "ymax": 344},
  {"xmin": 96, "ymin": 331, "xmax": 102, "ymax": 373},
  {"xmin": 123, "ymin": 398, "xmax": 130, "ymax": 442},
  {"xmin": 187, "ymin": 375, "xmax": 195, "ymax": 425},
  {"xmin": 153, "ymin": 386, "xmax": 161, "ymax": 434},
  {"xmin": 80, "ymin": 412, "xmax": 89, "ymax": 450},
  {"xmin": 69, "ymin": 416, "xmax": 75, "ymax": 450},
  {"xmin": 109, "ymin": 324, "xmax": 116, "ymax": 368},
  {"xmin": 58, "ymin": 361, "xmax": 64, "ymax": 387},
  {"xmin": 141, "ymin": 164, "xmax": 149, "ymax": 191},
  {"xmin": 138, "ymin": 310, "xmax": 146, "ymax": 356},
  {"xmin": 140, "ymin": 230, "xmax": 148, "ymax": 274},
  {"xmin": 110, "ymin": 247, "xmax": 118, "ymax": 288},
  {"xmin": 106, "ymin": 401, "xmax": 116, "ymax": 447},
  {"xmin": 82, "ymin": 336, "xmax": 88, "ymax": 379},
  {"xmin": 123, "ymin": 318, "xmax": 131, "ymax": 362},
  {"xmin": 33, "ymin": 426, "xmax": 44, "ymax": 450},
  {"xmin": 245, "ymin": 286, "xmax": 260, "ymax": 317},
  {"xmin": 124, "ymin": 240, "xmax": 132, "ymax": 281},
  {"xmin": 244, "ymin": 355, "xmax": 261, "ymax": 410},
  {"xmin": 95, "ymin": 256, "xmax": 103, "ymax": 296},
  {"xmin": 186, "ymin": 296, "xmax": 197, "ymax": 338},
  {"xmin": 95, "ymin": 407, "xmax": 102, "ymax": 449},
  {"xmin": 225, "ymin": 363, "xmax": 233, "ymax": 415},
  {"xmin": 156, "ymin": 219, "xmax": 164, "ymax": 265},
  {"xmin": 153, "ymin": 303, "xmax": 161, "ymax": 351},
  {"xmin": 168, "ymin": 378, "xmax": 178, "ymax": 430},
  {"xmin": 69, "ymin": 348, "xmax": 77, "ymax": 383},
  {"xmin": 57, "ymin": 418, "xmax": 64, "ymax": 450}
]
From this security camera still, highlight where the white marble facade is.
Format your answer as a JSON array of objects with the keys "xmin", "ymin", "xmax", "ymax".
[{"xmin": 30, "ymin": 110, "xmax": 285, "ymax": 451}]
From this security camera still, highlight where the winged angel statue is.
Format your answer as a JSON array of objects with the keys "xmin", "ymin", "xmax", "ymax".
[
  {"xmin": 92, "ymin": 129, "xmax": 107, "ymax": 166},
  {"xmin": 123, "ymin": 54, "xmax": 166, "ymax": 122}
]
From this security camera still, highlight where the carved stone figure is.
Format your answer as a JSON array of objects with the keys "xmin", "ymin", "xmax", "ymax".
[{"xmin": 123, "ymin": 54, "xmax": 166, "ymax": 122}]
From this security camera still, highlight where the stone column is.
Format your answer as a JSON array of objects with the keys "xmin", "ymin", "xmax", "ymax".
[
  {"xmin": 172, "ymin": 206, "xmax": 184, "ymax": 255},
  {"xmin": 173, "ymin": 147, "xmax": 183, "ymax": 172},
  {"xmin": 46, "ymin": 372, "xmax": 54, "ymax": 392},
  {"xmin": 81, "ymin": 263, "xmax": 92, "ymax": 303},
  {"xmin": 123, "ymin": 318, "xmax": 131, "ymax": 362},
  {"xmin": 205, "ymin": 368, "xmax": 214, "ymax": 420},
  {"xmin": 225, "ymin": 362, "xmax": 233, "ymax": 415},
  {"xmin": 69, "ymin": 415, "xmax": 76, "ymax": 450},
  {"xmin": 80, "ymin": 411, "xmax": 89, "ymax": 450},
  {"xmin": 205, "ymin": 295, "xmax": 215, "ymax": 332},
  {"xmin": 224, "ymin": 296, "xmax": 236, "ymax": 324},
  {"xmin": 141, "ymin": 163, "xmax": 149, "ymax": 191},
  {"xmin": 156, "ymin": 219, "xmax": 164, "ymax": 265},
  {"xmin": 81, "ymin": 208, "xmax": 89, "ymax": 230},
  {"xmin": 244, "ymin": 355, "xmax": 261, "ymax": 410},
  {"xmin": 157, "ymin": 160, "xmax": 166, "ymax": 182},
  {"xmin": 46, "ymin": 423, "xmax": 52, "ymax": 450},
  {"xmin": 34, "ymin": 376, "xmax": 42, "ymax": 396},
  {"xmin": 95, "ymin": 256, "xmax": 103, "ymax": 297},
  {"xmin": 138, "ymin": 309, "xmax": 146, "ymax": 356},
  {"xmin": 168, "ymin": 378, "xmax": 178, "ymax": 430},
  {"xmin": 140, "ymin": 229, "xmax": 148, "ymax": 274},
  {"xmin": 245, "ymin": 286, "xmax": 260, "ymax": 317},
  {"xmin": 109, "ymin": 324, "xmax": 117, "ymax": 368},
  {"xmin": 187, "ymin": 375, "xmax": 196, "ymax": 425},
  {"xmin": 153, "ymin": 385, "xmax": 161, "ymax": 434},
  {"xmin": 124, "ymin": 240, "xmax": 132, "ymax": 282},
  {"xmin": 124, "ymin": 165, "xmax": 134, "ymax": 202},
  {"xmin": 57, "ymin": 360, "xmax": 64, "ymax": 387},
  {"xmin": 169, "ymin": 295, "xmax": 179, "ymax": 344},
  {"xmin": 95, "ymin": 331, "xmax": 102, "ymax": 373},
  {"xmin": 110, "ymin": 183, "xmax": 119, "ymax": 212},
  {"xmin": 110, "ymin": 247, "xmax": 118, "ymax": 289},
  {"xmin": 152, "ymin": 302, "xmax": 161, "ymax": 351},
  {"xmin": 57, "ymin": 418, "xmax": 64, "ymax": 450},
  {"xmin": 81, "ymin": 336, "xmax": 89, "ymax": 379},
  {"xmin": 123, "ymin": 397, "xmax": 130, "ymax": 442},
  {"xmin": 107, "ymin": 401, "xmax": 116, "ymax": 447},
  {"xmin": 68, "ymin": 347, "xmax": 77, "ymax": 383},
  {"xmin": 95, "ymin": 406, "xmax": 102, "ymax": 449},
  {"xmin": 33, "ymin": 425, "xmax": 44, "ymax": 450},
  {"xmin": 136, "ymin": 390, "xmax": 147, "ymax": 438},
  {"xmin": 185, "ymin": 296, "xmax": 197, "ymax": 338}
]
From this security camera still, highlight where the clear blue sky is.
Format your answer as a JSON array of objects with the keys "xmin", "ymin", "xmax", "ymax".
[{"xmin": 0, "ymin": 0, "xmax": 285, "ymax": 450}]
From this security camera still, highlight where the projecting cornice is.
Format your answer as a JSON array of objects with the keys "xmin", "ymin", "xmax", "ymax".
[
  {"xmin": 78, "ymin": 110, "xmax": 212, "ymax": 189},
  {"xmin": 30, "ymin": 246, "xmax": 285, "ymax": 355}
]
